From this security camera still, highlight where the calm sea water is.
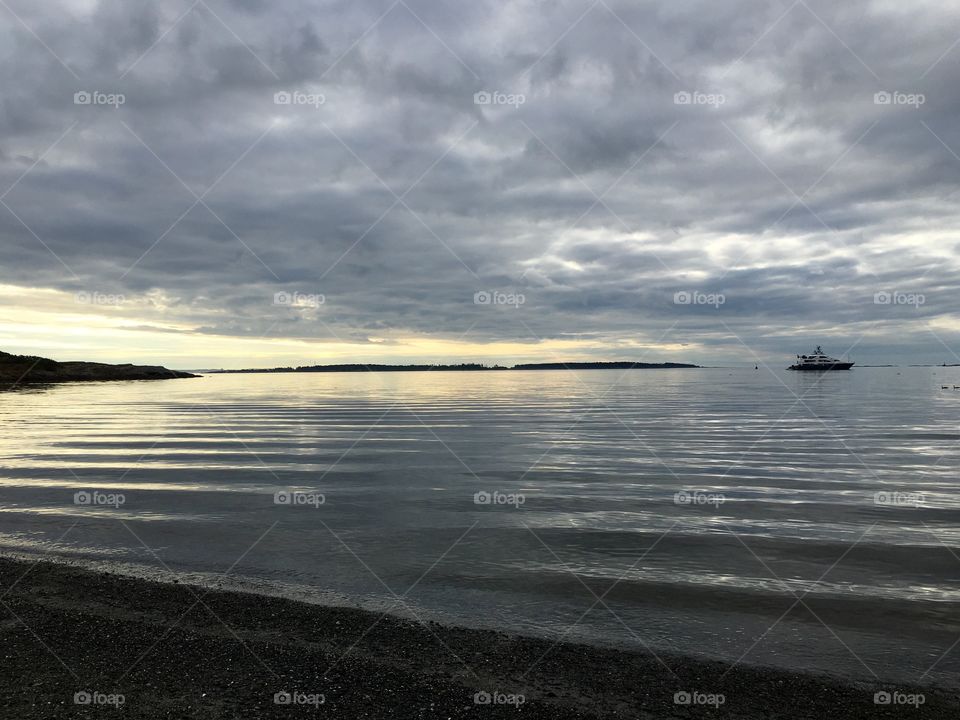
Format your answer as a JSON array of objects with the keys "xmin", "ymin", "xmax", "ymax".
[{"xmin": 1, "ymin": 368, "xmax": 958, "ymax": 685}]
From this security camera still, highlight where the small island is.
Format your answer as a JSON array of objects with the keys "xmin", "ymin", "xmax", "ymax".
[
  {"xmin": 0, "ymin": 350, "xmax": 198, "ymax": 384},
  {"xmin": 512, "ymin": 361, "xmax": 698, "ymax": 370}
]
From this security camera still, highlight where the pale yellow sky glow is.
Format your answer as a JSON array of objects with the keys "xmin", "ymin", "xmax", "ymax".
[{"xmin": 0, "ymin": 284, "xmax": 698, "ymax": 368}]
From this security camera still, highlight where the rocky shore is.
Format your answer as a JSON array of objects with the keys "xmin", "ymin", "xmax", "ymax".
[
  {"xmin": 0, "ymin": 351, "xmax": 197, "ymax": 384},
  {"xmin": 0, "ymin": 556, "xmax": 953, "ymax": 719}
]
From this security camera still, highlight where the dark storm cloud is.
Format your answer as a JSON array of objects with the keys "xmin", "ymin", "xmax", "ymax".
[{"xmin": 1, "ymin": 0, "xmax": 959, "ymax": 363}]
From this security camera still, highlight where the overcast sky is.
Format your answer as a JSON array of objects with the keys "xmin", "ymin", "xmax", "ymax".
[{"xmin": 1, "ymin": 0, "xmax": 959, "ymax": 368}]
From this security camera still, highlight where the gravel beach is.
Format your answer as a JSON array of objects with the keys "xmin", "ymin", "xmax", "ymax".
[{"xmin": 0, "ymin": 556, "xmax": 954, "ymax": 719}]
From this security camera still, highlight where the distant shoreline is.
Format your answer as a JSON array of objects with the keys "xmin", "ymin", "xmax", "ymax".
[{"xmin": 211, "ymin": 361, "xmax": 700, "ymax": 374}]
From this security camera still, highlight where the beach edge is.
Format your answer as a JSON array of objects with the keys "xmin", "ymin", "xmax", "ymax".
[{"xmin": 0, "ymin": 555, "xmax": 953, "ymax": 719}]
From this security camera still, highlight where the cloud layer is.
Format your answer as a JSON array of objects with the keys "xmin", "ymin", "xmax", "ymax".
[{"xmin": 1, "ymin": 0, "xmax": 959, "ymax": 366}]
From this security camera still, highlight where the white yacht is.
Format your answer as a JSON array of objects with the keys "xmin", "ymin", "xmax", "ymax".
[{"xmin": 788, "ymin": 346, "xmax": 854, "ymax": 371}]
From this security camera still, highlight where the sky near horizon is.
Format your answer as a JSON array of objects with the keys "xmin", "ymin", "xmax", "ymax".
[{"xmin": 1, "ymin": 0, "xmax": 959, "ymax": 369}]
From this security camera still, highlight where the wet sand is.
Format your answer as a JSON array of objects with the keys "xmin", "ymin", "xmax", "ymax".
[{"xmin": 0, "ymin": 556, "xmax": 954, "ymax": 719}]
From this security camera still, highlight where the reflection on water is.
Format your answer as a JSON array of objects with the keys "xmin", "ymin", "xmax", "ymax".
[{"xmin": 1, "ymin": 367, "xmax": 958, "ymax": 684}]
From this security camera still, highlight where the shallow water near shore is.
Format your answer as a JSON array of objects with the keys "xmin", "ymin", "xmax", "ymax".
[{"xmin": 1, "ymin": 367, "xmax": 958, "ymax": 686}]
